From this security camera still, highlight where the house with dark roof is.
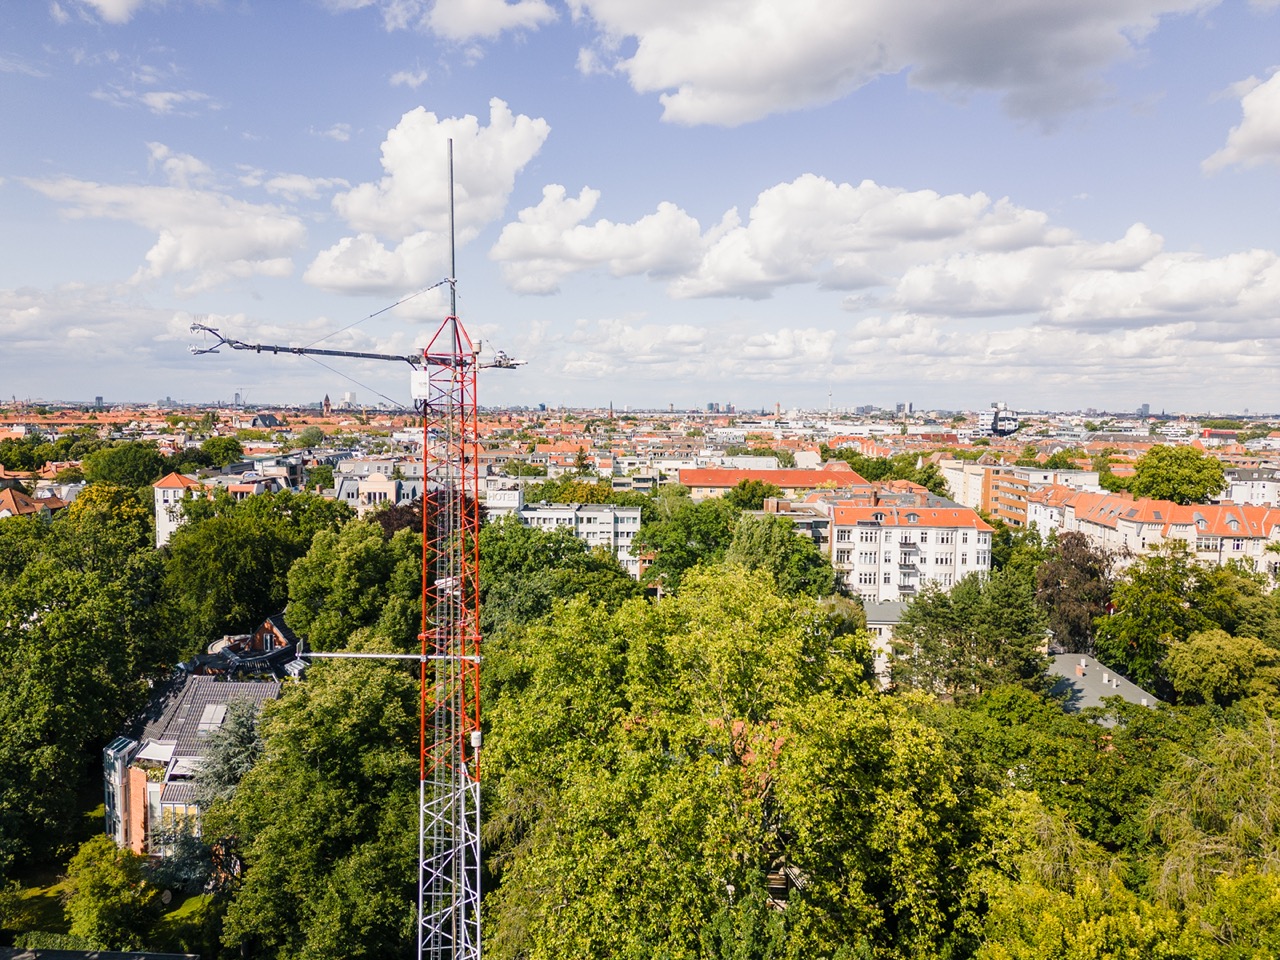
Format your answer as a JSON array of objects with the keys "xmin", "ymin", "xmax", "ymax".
[
  {"xmin": 1047, "ymin": 654, "xmax": 1159, "ymax": 724},
  {"xmin": 103, "ymin": 614, "xmax": 298, "ymax": 856}
]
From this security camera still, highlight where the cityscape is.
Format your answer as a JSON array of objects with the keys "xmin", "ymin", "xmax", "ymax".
[{"xmin": 5, "ymin": 0, "xmax": 1280, "ymax": 957}]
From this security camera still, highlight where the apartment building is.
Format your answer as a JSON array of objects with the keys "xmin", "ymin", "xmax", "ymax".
[
  {"xmin": 828, "ymin": 505, "xmax": 994, "ymax": 603},
  {"xmin": 486, "ymin": 489, "xmax": 644, "ymax": 578},
  {"xmin": 1031, "ymin": 488, "xmax": 1280, "ymax": 578}
]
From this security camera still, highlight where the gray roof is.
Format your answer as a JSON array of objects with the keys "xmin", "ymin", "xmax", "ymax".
[
  {"xmin": 140, "ymin": 675, "xmax": 281, "ymax": 760},
  {"xmin": 863, "ymin": 601, "xmax": 908, "ymax": 627},
  {"xmin": 1047, "ymin": 654, "xmax": 1159, "ymax": 718}
]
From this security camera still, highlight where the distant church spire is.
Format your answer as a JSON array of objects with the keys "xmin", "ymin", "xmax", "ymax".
[{"xmin": 322, "ymin": 394, "xmax": 331, "ymax": 417}]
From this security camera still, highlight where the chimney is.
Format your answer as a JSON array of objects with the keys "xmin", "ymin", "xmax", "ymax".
[{"xmin": 1102, "ymin": 672, "xmax": 1109, "ymax": 683}]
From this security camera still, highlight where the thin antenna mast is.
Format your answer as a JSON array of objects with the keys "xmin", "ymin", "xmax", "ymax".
[
  {"xmin": 187, "ymin": 137, "xmax": 519, "ymax": 960},
  {"xmin": 416, "ymin": 136, "xmax": 484, "ymax": 960}
]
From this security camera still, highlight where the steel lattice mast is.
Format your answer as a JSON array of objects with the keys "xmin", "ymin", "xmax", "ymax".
[
  {"xmin": 417, "ymin": 315, "xmax": 483, "ymax": 960},
  {"xmin": 190, "ymin": 140, "xmax": 516, "ymax": 960}
]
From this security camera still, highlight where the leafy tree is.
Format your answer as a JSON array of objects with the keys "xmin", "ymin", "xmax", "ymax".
[
  {"xmin": 1163, "ymin": 628, "xmax": 1280, "ymax": 707},
  {"xmin": 1043, "ymin": 449, "xmax": 1080, "ymax": 470},
  {"xmin": 0, "ymin": 488, "xmax": 173, "ymax": 874},
  {"xmin": 164, "ymin": 515, "xmax": 301, "ymax": 652},
  {"xmin": 63, "ymin": 834, "xmax": 159, "ymax": 950},
  {"xmin": 1093, "ymin": 544, "xmax": 1209, "ymax": 691},
  {"xmin": 724, "ymin": 513, "xmax": 839, "ymax": 597},
  {"xmin": 221, "ymin": 661, "xmax": 419, "ymax": 959},
  {"xmin": 987, "ymin": 518, "xmax": 1046, "ymax": 575},
  {"xmin": 286, "ymin": 520, "xmax": 422, "ymax": 652},
  {"xmin": 201, "ymin": 435, "xmax": 244, "ymax": 467},
  {"xmin": 1129, "ymin": 445, "xmax": 1225, "ymax": 504},
  {"xmin": 890, "ymin": 567, "xmax": 1048, "ymax": 701},
  {"xmin": 1147, "ymin": 716, "xmax": 1280, "ymax": 909},
  {"xmin": 295, "ymin": 425, "xmax": 326, "ymax": 448},
  {"xmin": 484, "ymin": 569, "xmax": 874, "ymax": 960},
  {"xmin": 631, "ymin": 495, "xmax": 739, "ymax": 593},
  {"xmin": 1034, "ymin": 531, "xmax": 1115, "ymax": 652},
  {"xmin": 83, "ymin": 441, "xmax": 166, "ymax": 488},
  {"xmin": 479, "ymin": 515, "xmax": 641, "ymax": 636},
  {"xmin": 723, "ymin": 478, "xmax": 784, "ymax": 510},
  {"xmin": 306, "ymin": 462, "xmax": 335, "ymax": 490},
  {"xmin": 164, "ymin": 446, "xmax": 214, "ymax": 475}
]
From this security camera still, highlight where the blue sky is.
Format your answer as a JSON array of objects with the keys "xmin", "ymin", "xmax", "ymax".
[{"xmin": 2, "ymin": 0, "xmax": 1279, "ymax": 414}]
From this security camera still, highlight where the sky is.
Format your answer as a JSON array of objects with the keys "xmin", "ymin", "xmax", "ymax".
[{"xmin": 3, "ymin": 0, "xmax": 1280, "ymax": 414}]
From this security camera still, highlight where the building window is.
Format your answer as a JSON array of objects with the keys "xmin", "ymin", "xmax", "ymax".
[
  {"xmin": 961, "ymin": 532, "xmax": 969, "ymax": 544},
  {"xmin": 1234, "ymin": 539, "xmax": 1245, "ymax": 551},
  {"xmin": 883, "ymin": 572, "xmax": 891, "ymax": 584},
  {"xmin": 836, "ymin": 549, "xmax": 852, "ymax": 564},
  {"xmin": 858, "ymin": 572, "xmax": 876, "ymax": 585},
  {"xmin": 919, "ymin": 532, "xmax": 928, "ymax": 543},
  {"xmin": 859, "ymin": 551, "xmax": 877, "ymax": 564},
  {"xmin": 939, "ymin": 532, "xmax": 954, "ymax": 544},
  {"xmin": 860, "ymin": 530, "xmax": 878, "ymax": 543},
  {"xmin": 960, "ymin": 552, "xmax": 968, "ymax": 565}
]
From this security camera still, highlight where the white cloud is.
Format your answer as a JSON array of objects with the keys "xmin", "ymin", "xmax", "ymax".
[
  {"xmin": 263, "ymin": 174, "xmax": 351, "ymax": 200},
  {"xmin": 390, "ymin": 67, "xmax": 429, "ymax": 89},
  {"xmin": 1204, "ymin": 72, "xmax": 1280, "ymax": 172},
  {"xmin": 490, "ymin": 184, "xmax": 705, "ymax": 293},
  {"xmin": 493, "ymin": 171, "xmax": 1280, "ymax": 339},
  {"xmin": 76, "ymin": 0, "xmax": 151, "ymax": 23},
  {"xmin": 50, "ymin": 2, "xmax": 71, "ymax": 24},
  {"xmin": 308, "ymin": 99, "xmax": 549, "ymax": 294},
  {"xmin": 570, "ymin": 0, "xmax": 1211, "ymax": 126},
  {"xmin": 24, "ymin": 145, "xmax": 306, "ymax": 294},
  {"xmin": 428, "ymin": 0, "xmax": 556, "ymax": 40},
  {"xmin": 0, "ymin": 54, "xmax": 49, "ymax": 78},
  {"xmin": 318, "ymin": 123, "xmax": 353, "ymax": 142},
  {"xmin": 323, "ymin": 0, "xmax": 554, "ymax": 39}
]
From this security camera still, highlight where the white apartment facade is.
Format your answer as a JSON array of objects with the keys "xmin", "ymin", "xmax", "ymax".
[
  {"xmin": 829, "ymin": 505, "xmax": 994, "ymax": 603},
  {"xmin": 487, "ymin": 489, "xmax": 644, "ymax": 578}
]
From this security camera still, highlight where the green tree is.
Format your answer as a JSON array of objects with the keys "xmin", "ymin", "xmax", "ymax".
[
  {"xmin": 201, "ymin": 435, "xmax": 244, "ymax": 467},
  {"xmin": 221, "ymin": 661, "xmax": 419, "ymax": 959},
  {"xmin": 83, "ymin": 441, "xmax": 166, "ymax": 488},
  {"xmin": 1093, "ymin": 544, "xmax": 1209, "ymax": 691},
  {"xmin": 1163, "ymin": 628, "xmax": 1280, "ymax": 707},
  {"xmin": 63, "ymin": 834, "xmax": 159, "ymax": 950},
  {"xmin": 891, "ymin": 567, "xmax": 1048, "ymax": 701},
  {"xmin": 1147, "ymin": 716, "xmax": 1280, "ymax": 909},
  {"xmin": 0, "ymin": 488, "xmax": 173, "ymax": 874},
  {"xmin": 1034, "ymin": 531, "xmax": 1115, "ymax": 652},
  {"xmin": 307, "ymin": 462, "xmax": 335, "ymax": 490},
  {"xmin": 1043, "ymin": 449, "xmax": 1080, "ymax": 470},
  {"xmin": 296, "ymin": 424, "xmax": 326, "ymax": 448},
  {"xmin": 479, "ymin": 515, "xmax": 641, "ymax": 637},
  {"xmin": 724, "ymin": 513, "xmax": 839, "ymax": 597},
  {"xmin": 1129, "ymin": 445, "xmax": 1225, "ymax": 504},
  {"xmin": 164, "ymin": 515, "xmax": 300, "ymax": 652},
  {"xmin": 286, "ymin": 520, "xmax": 422, "ymax": 652},
  {"xmin": 723, "ymin": 478, "xmax": 785, "ymax": 510},
  {"xmin": 631, "ymin": 496, "xmax": 739, "ymax": 593},
  {"xmin": 484, "ymin": 569, "xmax": 874, "ymax": 960}
]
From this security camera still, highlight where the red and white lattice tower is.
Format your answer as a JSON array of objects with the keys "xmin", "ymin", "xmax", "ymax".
[{"xmin": 416, "ymin": 308, "xmax": 484, "ymax": 960}]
